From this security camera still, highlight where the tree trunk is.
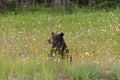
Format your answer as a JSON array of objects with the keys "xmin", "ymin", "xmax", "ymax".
[
  {"xmin": 15, "ymin": 0, "xmax": 19, "ymax": 7},
  {"xmin": 21, "ymin": 0, "xmax": 24, "ymax": 9},
  {"xmin": 0, "ymin": 0, "xmax": 2, "ymax": 13},
  {"xmin": 0, "ymin": 0, "xmax": 6, "ymax": 14},
  {"xmin": 51, "ymin": 0, "xmax": 70, "ymax": 7},
  {"xmin": 54, "ymin": 0, "xmax": 62, "ymax": 7},
  {"xmin": 32, "ymin": 0, "xmax": 35, "ymax": 6}
]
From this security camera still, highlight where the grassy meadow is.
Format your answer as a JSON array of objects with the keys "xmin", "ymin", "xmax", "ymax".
[{"xmin": 0, "ymin": 9, "xmax": 120, "ymax": 80}]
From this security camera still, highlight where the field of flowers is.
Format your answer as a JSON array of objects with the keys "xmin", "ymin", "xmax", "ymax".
[{"xmin": 0, "ymin": 9, "xmax": 120, "ymax": 80}]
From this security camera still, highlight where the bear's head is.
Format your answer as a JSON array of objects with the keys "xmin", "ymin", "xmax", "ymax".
[{"xmin": 48, "ymin": 32, "xmax": 64, "ymax": 46}]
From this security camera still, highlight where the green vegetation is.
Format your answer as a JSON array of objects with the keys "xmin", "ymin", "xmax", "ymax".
[{"xmin": 0, "ymin": 9, "xmax": 120, "ymax": 80}]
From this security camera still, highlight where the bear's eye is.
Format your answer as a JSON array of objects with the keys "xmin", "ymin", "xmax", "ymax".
[
  {"xmin": 52, "ymin": 36, "xmax": 56, "ymax": 40},
  {"xmin": 52, "ymin": 36, "xmax": 55, "ymax": 39}
]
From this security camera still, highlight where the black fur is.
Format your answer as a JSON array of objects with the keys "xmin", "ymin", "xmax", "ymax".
[{"xmin": 48, "ymin": 32, "xmax": 72, "ymax": 61}]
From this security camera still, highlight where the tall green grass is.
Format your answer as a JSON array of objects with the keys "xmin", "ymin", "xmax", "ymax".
[
  {"xmin": 0, "ymin": 55, "xmax": 57, "ymax": 80},
  {"xmin": 61, "ymin": 61, "xmax": 101, "ymax": 80}
]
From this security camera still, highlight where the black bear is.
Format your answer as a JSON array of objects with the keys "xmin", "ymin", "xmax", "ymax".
[{"xmin": 48, "ymin": 32, "xmax": 72, "ymax": 62}]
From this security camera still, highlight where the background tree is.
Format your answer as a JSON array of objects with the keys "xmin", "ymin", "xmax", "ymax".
[
  {"xmin": 0, "ymin": 0, "xmax": 119, "ymax": 14},
  {"xmin": 0, "ymin": 0, "xmax": 7, "ymax": 14}
]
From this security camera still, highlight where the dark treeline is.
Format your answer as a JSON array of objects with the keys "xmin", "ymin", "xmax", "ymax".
[{"xmin": 0, "ymin": 0, "xmax": 120, "ymax": 14}]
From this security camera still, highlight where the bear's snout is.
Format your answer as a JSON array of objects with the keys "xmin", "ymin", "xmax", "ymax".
[{"xmin": 48, "ymin": 39, "xmax": 50, "ymax": 43}]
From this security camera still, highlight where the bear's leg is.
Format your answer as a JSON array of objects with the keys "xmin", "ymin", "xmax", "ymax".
[{"xmin": 49, "ymin": 49, "xmax": 54, "ymax": 58}]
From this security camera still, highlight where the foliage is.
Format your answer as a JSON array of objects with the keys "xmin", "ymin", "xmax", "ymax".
[{"xmin": 0, "ymin": 0, "xmax": 120, "ymax": 14}]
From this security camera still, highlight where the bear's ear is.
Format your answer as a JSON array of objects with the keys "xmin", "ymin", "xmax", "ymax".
[
  {"xmin": 60, "ymin": 33, "xmax": 64, "ymax": 37},
  {"xmin": 52, "ymin": 32, "xmax": 54, "ymax": 35}
]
